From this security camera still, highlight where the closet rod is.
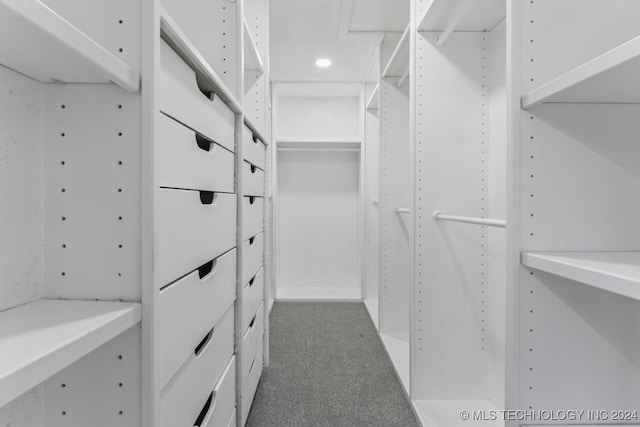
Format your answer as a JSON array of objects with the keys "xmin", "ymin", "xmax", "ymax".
[
  {"xmin": 433, "ymin": 211, "xmax": 506, "ymax": 228},
  {"xmin": 395, "ymin": 207, "xmax": 411, "ymax": 214},
  {"xmin": 397, "ymin": 67, "xmax": 410, "ymax": 88},
  {"xmin": 434, "ymin": 0, "xmax": 477, "ymax": 47}
]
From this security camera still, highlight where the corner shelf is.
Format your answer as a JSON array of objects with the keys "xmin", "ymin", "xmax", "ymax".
[
  {"xmin": 0, "ymin": 0, "xmax": 138, "ymax": 92},
  {"xmin": 160, "ymin": 9, "xmax": 242, "ymax": 114},
  {"xmin": 366, "ymin": 84, "xmax": 379, "ymax": 117},
  {"xmin": 0, "ymin": 299, "xmax": 141, "ymax": 407},
  {"xmin": 382, "ymin": 25, "xmax": 410, "ymax": 78},
  {"xmin": 521, "ymin": 35, "xmax": 640, "ymax": 109},
  {"xmin": 243, "ymin": 18, "xmax": 265, "ymax": 75},
  {"xmin": 521, "ymin": 251, "xmax": 640, "ymax": 301},
  {"xmin": 417, "ymin": 0, "xmax": 505, "ymax": 33}
]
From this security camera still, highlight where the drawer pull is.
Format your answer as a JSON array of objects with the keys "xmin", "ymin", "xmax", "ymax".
[
  {"xmin": 194, "ymin": 328, "xmax": 214, "ymax": 357},
  {"xmin": 249, "ymin": 236, "xmax": 255, "ymax": 245},
  {"xmin": 252, "ymin": 135, "xmax": 258, "ymax": 144},
  {"xmin": 194, "ymin": 391, "xmax": 214, "ymax": 427},
  {"xmin": 248, "ymin": 275, "xmax": 255, "ymax": 287},
  {"xmin": 250, "ymin": 164, "xmax": 258, "ymax": 174},
  {"xmin": 198, "ymin": 258, "xmax": 218, "ymax": 280},
  {"xmin": 249, "ymin": 314, "xmax": 256, "ymax": 329},
  {"xmin": 195, "ymin": 134, "xmax": 215, "ymax": 152},
  {"xmin": 199, "ymin": 191, "xmax": 218, "ymax": 205},
  {"xmin": 249, "ymin": 196, "xmax": 256, "ymax": 205}
]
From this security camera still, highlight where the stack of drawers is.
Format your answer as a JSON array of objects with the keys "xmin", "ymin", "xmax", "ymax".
[
  {"xmin": 239, "ymin": 125, "xmax": 267, "ymax": 424},
  {"xmin": 156, "ymin": 40, "xmax": 238, "ymax": 427}
]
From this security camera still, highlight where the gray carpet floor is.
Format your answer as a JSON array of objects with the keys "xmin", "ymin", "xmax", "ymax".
[{"xmin": 246, "ymin": 302, "xmax": 420, "ymax": 427}]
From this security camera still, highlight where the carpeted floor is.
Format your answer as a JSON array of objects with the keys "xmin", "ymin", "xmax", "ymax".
[{"xmin": 246, "ymin": 302, "xmax": 420, "ymax": 427}]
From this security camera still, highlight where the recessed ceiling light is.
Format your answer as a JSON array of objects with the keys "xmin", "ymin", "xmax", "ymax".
[{"xmin": 315, "ymin": 58, "xmax": 332, "ymax": 68}]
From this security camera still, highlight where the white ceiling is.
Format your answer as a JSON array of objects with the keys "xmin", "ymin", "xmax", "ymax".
[{"xmin": 270, "ymin": 0, "xmax": 409, "ymax": 82}]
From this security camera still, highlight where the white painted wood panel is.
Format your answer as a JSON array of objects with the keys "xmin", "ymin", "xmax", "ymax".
[
  {"xmin": 242, "ymin": 196, "xmax": 264, "ymax": 241},
  {"xmin": 242, "ymin": 233, "xmax": 264, "ymax": 286},
  {"xmin": 160, "ymin": 307, "xmax": 234, "ymax": 427},
  {"xmin": 276, "ymin": 149, "xmax": 359, "ymax": 292},
  {"xmin": 158, "ymin": 249, "xmax": 236, "ymax": 387},
  {"xmin": 157, "ymin": 189, "xmax": 236, "ymax": 287},
  {"xmin": 240, "ymin": 340, "xmax": 263, "ymax": 426},
  {"xmin": 0, "ymin": 300, "xmax": 141, "ymax": 408},
  {"xmin": 202, "ymin": 357, "xmax": 236, "ymax": 427},
  {"xmin": 159, "ymin": 114, "xmax": 234, "ymax": 193},
  {"xmin": 160, "ymin": 40, "xmax": 235, "ymax": 153},
  {"xmin": 240, "ymin": 303, "xmax": 264, "ymax": 386},
  {"xmin": 243, "ymin": 125, "xmax": 266, "ymax": 170},
  {"xmin": 241, "ymin": 267, "xmax": 264, "ymax": 334},
  {"xmin": 242, "ymin": 160, "xmax": 266, "ymax": 197}
]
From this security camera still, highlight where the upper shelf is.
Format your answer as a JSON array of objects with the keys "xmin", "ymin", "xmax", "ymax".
[
  {"xmin": 522, "ymin": 35, "xmax": 640, "ymax": 109},
  {"xmin": 521, "ymin": 251, "xmax": 640, "ymax": 302},
  {"xmin": 0, "ymin": 0, "xmax": 138, "ymax": 92},
  {"xmin": 366, "ymin": 84, "xmax": 379, "ymax": 116},
  {"xmin": 418, "ymin": 0, "xmax": 505, "ymax": 33},
  {"xmin": 243, "ymin": 18, "xmax": 265, "ymax": 75},
  {"xmin": 0, "ymin": 299, "xmax": 141, "ymax": 408},
  {"xmin": 383, "ymin": 25, "xmax": 410, "ymax": 78},
  {"xmin": 161, "ymin": 9, "xmax": 242, "ymax": 114}
]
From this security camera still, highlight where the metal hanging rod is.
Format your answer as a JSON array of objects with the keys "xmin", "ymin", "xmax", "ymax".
[
  {"xmin": 396, "ymin": 67, "xmax": 410, "ymax": 88},
  {"xmin": 395, "ymin": 207, "xmax": 411, "ymax": 214},
  {"xmin": 433, "ymin": 211, "xmax": 506, "ymax": 228},
  {"xmin": 434, "ymin": 0, "xmax": 477, "ymax": 47}
]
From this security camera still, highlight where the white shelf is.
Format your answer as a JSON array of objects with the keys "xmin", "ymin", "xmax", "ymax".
[
  {"xmin": 418, "ymin": 0, "xmax": 505, "ymax": 33},
  {"xmin": 366, "ymin": 84, "xmax": 379, "ymax": 117},
  {"xmin": 0, "ymin": 299, "xmax": 142, "ymax": 407},
  {"xmin": 160, "ymin": 9, "xmax": 242, "ymax": 114},
  {"xmin": 276, "ymin": 140, "xmax": 361, "ymax": 151},
  {"xmin": 522, "ymin": 35, "xmax": 640, "ymax": 109},
  {"xmin": 243, "ymin": 18, "xmax": 265, "ymax": 75},
  {"xmin": 413, "ymin": 399, "xmax": 502, "ymax": 427},
  {"xmin": 521, "ymin": 251, "xmax": 640, "ymax": 301},
  {"xmin": 382, "ymin": 25, "xmax": 410, "ymax": 78},
  {"xmin": 0, "ymin": 0, "xmax": 138, "ymax": 92},
  {"xmin": 276, "ymin": 286, "xmax": 361, "ymax": 301},
  {"xmin": 379, "ymin": 333, "xmax": 410, "ymax": 394}
]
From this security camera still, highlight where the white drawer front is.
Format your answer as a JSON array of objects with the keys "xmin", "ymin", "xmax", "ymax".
[
  {"xmin": 242, "ymin": 125, "xmax": 266, "ymax": 170},
  {"xmin": 242, "ymin": 160, "xmax": 265, "ymax": 197},
  {"xmin": 202, "ymin": 356, "xmax": 236, "ymax": 427},
  {"xmin": 241, "ymin": 267, "xmax": 264, "ymax": 334},
  {"xmin": 241, "ymin": 339, "xmax": 264, "ymax": 426},
  {"xmin": 159, "ymin": 249, "xmax": 236, "ymax": 387},
  {"xmin": 242, "ymin": 196, "xmax": 264, "ymax": 241},
  {"xmin": 159, "ymin": 114, "xmax": 234, "ymax": 192},
  {"xmin": 240, "ymin": 303, "xmax": 264, "ymax": 386},
  {"xmin": 242, "ymin": 232, "xmax": 264, "ymax": 285},
  {"xmin": 160, "ymin": 307, "xmax": 234, "ymax": 427},
  {"xmin": 160, "ymin": 40, "xmax": 235, "ymax": 153},
  {"xmin": 158, "ymin": 189, "xmax": 236, "ymax": 287}
]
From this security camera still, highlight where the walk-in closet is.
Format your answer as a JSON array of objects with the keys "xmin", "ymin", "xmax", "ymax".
[{"xmin": 1, "ymin": 0, "xmax": 639, "ymax": 426}]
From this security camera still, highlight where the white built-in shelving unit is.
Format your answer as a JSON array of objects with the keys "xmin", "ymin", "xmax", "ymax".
[{"xmin": 0, "ymin": 0, "xmax": 270, "ymax": 426}]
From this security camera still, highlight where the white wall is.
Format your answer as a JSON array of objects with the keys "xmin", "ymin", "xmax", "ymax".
[
  {"xmin": 0, "ymin": 66, "xmax": 44, "ymax": 426},
  {"xmin": 277, "ymin": 149, "xmax": 359, "ymax": 290},
  {"xmin": 277, "ymin": 96, "xmax": 359, "ymax": 141}
]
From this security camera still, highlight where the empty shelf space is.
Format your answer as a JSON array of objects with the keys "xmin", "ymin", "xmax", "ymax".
[
  {"xmin": 521, "ymin": 251, "xmax": 640, "ymax": 301},
  {"xmin": 413, "ymin": 399, "xmax": 502, "ymax": 427},
  {"xmin": 418, "ymin": 0, "xmax": 505, "ymax": 33},
  {"xmin": 160, "ymin": 8, "xmax": 242, "ymax": 114},
  {"xmin": 243, "ymin": 18, "xmax": 264, "ymax": 75},
  {"xmin": 0, "ymin": 0, "xmax": 138, "ymax": 91},
  {"xmin": 0, "ymin": 299, "xmax": 142, "ymax": 407},
  {"xmin": 522, "ymin": 35, "xmax": 640, "ymax": 109},
  {"xmin": 366, "ymin": 84, "xmax": 379, "ymax": 116},
  {"xmin": 379, "ymin": 332, "xmax": 410, "ymax": 394},
  {"xmin": 382, "ymin": 25, "xmax": 410, "ymax": 78}
]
